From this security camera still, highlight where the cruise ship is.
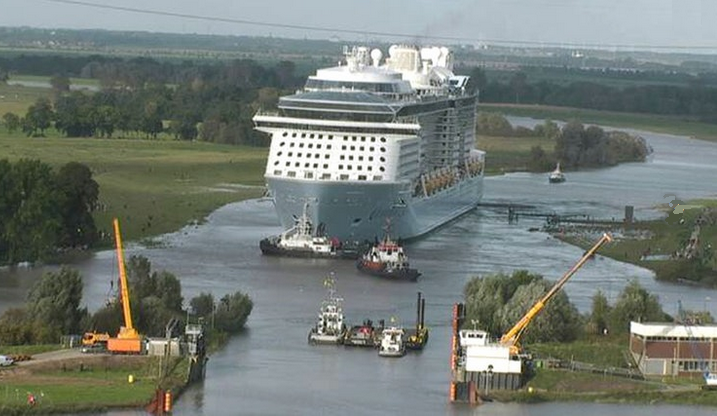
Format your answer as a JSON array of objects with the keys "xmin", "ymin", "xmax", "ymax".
[{"xmin": 253, "ymin": 45, "xmax": 484, "ymax": 241}]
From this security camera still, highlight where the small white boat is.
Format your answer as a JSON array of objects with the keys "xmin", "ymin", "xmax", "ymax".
[
  {"xmin": 378, "ymin": 326, "xmax": 406, "ymax": 357},
  {"xmin": 548, "ymin": 162, "xmax": 566, "ymax": 183},
  {"xmin": 308, "ymin": 275, "xmax": 347, "ymax": 345}
]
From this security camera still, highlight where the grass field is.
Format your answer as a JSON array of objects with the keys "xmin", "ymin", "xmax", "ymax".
[
  {"xmin": 0, "ymin": 132, "xmax": 268, "ymax": 243},
  {"xmin": 479, "ymin": 134, "xmax": 555, "ymax": 175},
  {"xmin": 481, "ymin": 103, "xmax": 717, "ymax": 142},
  {"xmin": 0, "ymin": 355, "xmax": 187, "ymax": 415},
  {"xmin": 0, "ymin": 82, "xmax": 52, "ymax": 115}
]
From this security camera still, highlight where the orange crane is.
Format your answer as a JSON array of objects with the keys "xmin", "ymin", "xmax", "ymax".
[
  {"xmin": 499, "ymin": 233, "xmax": 613, "ymax": 356},
  {"xmin": 107, "ymin": 218, "xmax": 144, "ymax": 354}
]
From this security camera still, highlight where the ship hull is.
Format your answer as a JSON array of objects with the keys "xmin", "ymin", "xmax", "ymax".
[{"xmin": 266, "ymin": 174, "xmax": 482, "ymax": 242}]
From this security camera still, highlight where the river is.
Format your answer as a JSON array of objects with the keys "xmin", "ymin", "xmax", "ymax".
[{"xmin": 2, "ymin": 121, "xmax": 717, "ymax": 415}]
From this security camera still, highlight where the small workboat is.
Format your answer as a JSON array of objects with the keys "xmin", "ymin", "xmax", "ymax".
[
  {"xmin": 308, "ymin": 274, "xmax": 347, "ymax": 345},
  {"xmin": 378, "ymin": 326, "xmax": 406, "ymax": 357},
  {"xmin": 356, "ymin": 235, "xmax": 421, "ymax": 281},
  {"xmin": 548, "ymin": 162, "xmax": 566, "ymax": 183}
]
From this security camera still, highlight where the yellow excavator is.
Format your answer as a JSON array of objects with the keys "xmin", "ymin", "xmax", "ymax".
[
  {"xmin": 499, "ymin": 233, "xmax": 613, "ymax": 357},
  {"xmin": 106, "ymin": 218, "xmax": 144, "ymax": 354}
]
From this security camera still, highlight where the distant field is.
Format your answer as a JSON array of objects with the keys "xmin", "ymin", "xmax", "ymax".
[
  {"xmin": 482, "ymin": 103, "xmax": 717, "ymax": 142},
  {"xmin": 0, "ymin": 82, "xmax": 51, "ymax": 115},
  {"xmin": 9, "ymin": 74, "xmax": 99, "ymax": 87},
  {"xmin": 0, "ymin": 133, "xmax": 268, "ymax": 243}
]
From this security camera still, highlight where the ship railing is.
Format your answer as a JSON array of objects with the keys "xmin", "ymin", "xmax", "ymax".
[{"xmin": 255, "ymin": 110, "xmax": 280, "ymax": 117}]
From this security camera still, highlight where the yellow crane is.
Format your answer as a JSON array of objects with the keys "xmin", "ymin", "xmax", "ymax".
[
  {"xmin": 107, "ymin": 218, "xmax": 143, "ymax": 354},
  {"xmin": 499, "ymin": 233, "xmax": 613, "ymax": 356}
]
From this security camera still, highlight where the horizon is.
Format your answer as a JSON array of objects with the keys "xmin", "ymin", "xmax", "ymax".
[{"xmin": 3, "ymin": 0, "xmax": 717, "ymax": 55}]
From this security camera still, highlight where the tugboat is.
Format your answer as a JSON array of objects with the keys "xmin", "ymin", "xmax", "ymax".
[
  {"xmin": 308, "ymin": 274, "xmax": 347, "ymax": 345},
  {"xmin": 378, "ymin": 325, "xmax": 407, "ymax": 357},
  {"xmin": 548, "ymin": 162, "xmax": 566, "ymax": 183},
  {"xmin": 260, "ymin": 203, "xmax": 367, "ymax": 259},
  {"xmin": 356, "ymin": 235, "xmax": 421, "ymax": 281}
]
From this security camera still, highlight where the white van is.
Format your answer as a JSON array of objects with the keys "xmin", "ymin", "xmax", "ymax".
[{"xmin": 0, "ymin": 355, "xmax": 14, "ymax": 367}]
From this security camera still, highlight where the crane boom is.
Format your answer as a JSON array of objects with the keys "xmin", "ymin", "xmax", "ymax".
[
  {"xmin": 500, "ymin": 233, "xmax": 613, "ymax": 352},
  {"xmin": 113, "ymin": 218, "xmax": 137, "ymax": 337}
]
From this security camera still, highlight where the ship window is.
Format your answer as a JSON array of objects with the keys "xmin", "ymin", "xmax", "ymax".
[
  {"xmin": 288, "ymin": 171, "xmax": 296, "ymax": 177},
  {"xmin": 373, "ymin": 175, "xmax": 383, "ymax": 180},
  {"xmin": 313, "ymin": 163, "xmax": 318, "ymax": 168},
  {"xmin": 339, "ymin": 165, "xmax": 344, "ymax": 170},
  {"xmin": 280, "ymin": 142, "xmax": 285, "ymax": 147},
  {"xmin": 358, "ymin": 175, "xmax": 367, "ymax": 180},
  {"xmin": 380, "ymin": 157, "xmax": 385, "ymax": 162},
  {"xmin": 369, "ymin": 156, "xmax": 374, "ymax": 161},
  {"xmin": 321, "ymin": 173, "xmax": 331, "ymax": 180},
  {"xmin": 350, "ymin": 146, "xmax": 355, "ymax": 151},
  {"xmin": 361, "ymin": 137, "xmax": 366, "ymax": 142},
  {"xmin": 274, "ymin": 161, "xmax": 279, "ymax": 166},
  {"xmin": 310, "ymin": 134, "xmax": 315, "ymax": 138},
  {"xmin": 297, "ymin": 153, "xmax": 302, "ymax": 157},
  {"xmin": 327, "ymin": 145, "xmax": 332, "ymax": 150},
  {"xmin": 347, "ymin": 165, "xmax": 352, "ymax": 170},
  {"xmin": 274, "ymin": 170, "xmax": 281, "ymax": 175},
  {"xmin": 304, "ymin": 163, "xmax": 310, "ymax": 168},
  {"xmin": 359, "ymin": 156, "xmax": 364, "ymax": 161},
  {"xmin": 305, "ymin": 172, "xmax": 313, "ymax": 179},
  {"xmin": 368, "ymin": 166, "xmax": 373, "ymax": 171},
  {"xmin": 301, "ymin": 133, "xmax": 306, "ymax": 138},
  {"xmin": 380, "ymin": 167, "xmax": 385, "ymax": 172},
  {"xmin": 380, "ymin": 137, "xmax": 386, "ymax": 143},
  {"xmin": 282, "ymin": 132, "xmax": 287, "ymax": 137},
  {"xmin": 292, "ymin": 133, "xmax": 296, "ymax": 137},
  {"xmin": 370, "ymin": 147, "xmax": 374, "ymax": 151},
  {"xmin": 323, "ymin": 164, "xmax": 328, "ymax": 168},
  {"xmin": 343, "ymin": 136, "xmax": 348, "ymax": 141},
  {"xmin": 325, "ymin": 154, "xmax": 330, "ymax": 159},
  {"xmin": 290, "ymin": 143, "xmax": 295, "ymax": 147},
  {"xmin": 299, "ymin": 143, "xmax": 304, "ymax": 148},
  {"xmin": 295, "ymin": 162, "xmax": 300, "ymax": 167},
  {"xmin": 285, "ymin": 162, "xmax": 290, "ymax": 167},
  {"xmin": 308, "ymin": 144, "xmax": 313, "ymax": 148},
  {"xmin": 340, "ymin": 155, "xmax": 345, "ymax": 160},
  {"xmin": 349, "ymin": 156, "xmax": 354, "ymax": 160},
  {"xmin": 315, "ymin": 154, "xmax": 320, "ymax": 158},
  {"xmin": 287, "ymin": 152, "xmax": 293, "ymax": 157},
  {"xmin": 277, "ymin": 151, "xmax": 282, "ymax": 156},
  {"xmin": 328, "ymin": 135, "xmax": 333, "ymax": 140},
  {"xmin": 342, "ymin": 145, "xmax": 347, "ymax": 150},
  {"xmin": 371, "ymin": 137, "xmax": 376, "ymax": 142},
  {"xmin": 317, "ymin": 144, "xmax": 322, "ymax": 149},
  {"xmin": 340, "ymin": 174, "xmax": 349, "ymax": 180},
  {"xmin": 357, "ymin": 166, "xmax": 362, "ymax": 171},
  {"xmin": 380, "ymin": 147, "xmax": 386, "ymax": 152},
  {"xmin": 352, "ymin": 136, "xmax": 357, "ymax": 141}
]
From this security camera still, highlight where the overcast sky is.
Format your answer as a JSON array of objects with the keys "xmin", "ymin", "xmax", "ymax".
[{"xmin": 3, "ymin": 0, "xmax": 716, "ymax": 50}]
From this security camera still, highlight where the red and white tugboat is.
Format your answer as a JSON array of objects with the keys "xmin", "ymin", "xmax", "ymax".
[{"xmin": 356, "ymin": 235, "xmax": 421, "ymax": 281}]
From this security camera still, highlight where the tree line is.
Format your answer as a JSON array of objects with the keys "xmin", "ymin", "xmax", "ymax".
[
  {"xmin": 462, "ymin": 270, "xmax": 676, "ymax": 345},
  {"xmin": 467, "ymin": 67, "xmax": 717, "ymax": 123},
  {"xmin": 0, "ymin": 256, "xmax": 253, "ymax": 345},
  {"xmin": 0, "ymin": 159, "xmax": 99, "ymax": 266},
  {"xmin": 2, "ymin": 57, "xmax": 301, "ymax": 145}
]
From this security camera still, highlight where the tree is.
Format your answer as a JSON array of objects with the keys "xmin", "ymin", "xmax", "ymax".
[
  {"xmin": 50, "ymin": 74, "xmax": 71, "ymax": 95},
  {"xmin": 2, "ymin": 112, "xmax": 20, "ymax": 133},
  {"xmin": 27, "ymin": 267, "xmax": 87, "ymax": 343},
  {"xmin": 609, "ymin": 280, "xmax": 667, "ymax": 334},
  {"xmin": 190, "ymin": 292, "xmax": 215, "ymax": 318},
  {"xmin": 56, "ymin": 162, "xmax": 99, "ymax": 248},
  {"xmin": 23, "ymin": 98, "xmax": 53, "ymax": 137},
  {"xmin": 214, "ymin": 291, "xmax": 253, "ymax": 333},
  {"xmin": 0, "ymin": 307, "xmax": 34, "ymax": 345},
  {"xmin": 588, "ymin": 290, "xmax": 611, "ymax": 335}
]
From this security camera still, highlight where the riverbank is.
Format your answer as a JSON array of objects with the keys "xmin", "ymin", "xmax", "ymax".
[
  {"xmin": 553, "ymin": 198, "xmax": 717, "ymax": 287},
  {"xmin": 481, "ymin": 103, "xmax": 717, "ymax": 143},
  {"xmin": 0, "ymin": 353, "xmax": 188, "ymax": 415}
]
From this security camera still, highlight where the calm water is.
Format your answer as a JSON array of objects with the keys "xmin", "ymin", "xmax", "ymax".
[{"xmin": 3, "ymin": 122, "xmax": 717, "ymax": 415}]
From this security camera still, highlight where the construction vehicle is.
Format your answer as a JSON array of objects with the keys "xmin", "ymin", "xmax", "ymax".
[
  {"xmin": 499, "ymin": 232, "xmax": 613, "ymax": 356},
  {"xmin": 81, "ymin": 331, "xmax": 110, "ymax": 346},
  {"xmin": 406, "ymin": 292, "xmax": 429, "ymax": 350},
  {"xmin": 106, "ymin": 218, "xmax": 144, "ymax": 354},
  {"xmin": 452, "ymin": 233, "xmax": 613, "ymax": 392}
]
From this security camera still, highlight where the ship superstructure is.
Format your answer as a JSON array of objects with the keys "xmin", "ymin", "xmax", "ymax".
[{"xmin": 253, "ymin": 45, "xmax": 484, "ymax": 241}]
